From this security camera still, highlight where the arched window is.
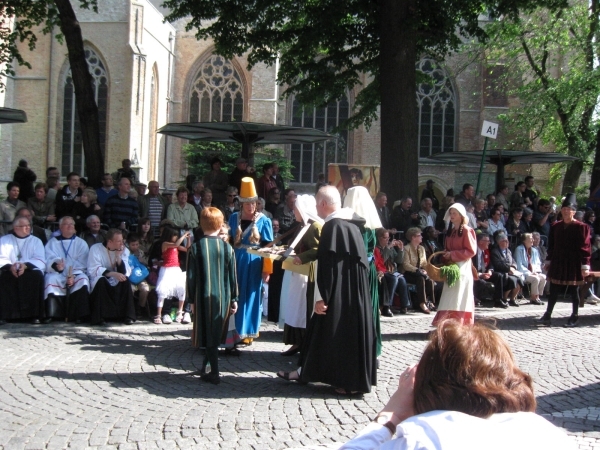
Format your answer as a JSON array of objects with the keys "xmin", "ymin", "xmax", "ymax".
[
  {"xmin": 189, "ymin": 55, "xmax": 244, "ymax": 122},
  {"xmin": 417, "ymin": 58, "xmax": 456, "ymax": 158},
  {"xmin": 289, "ymin": 96, "xmax": 349, "ymax": 184},
  {"xmin": 61, "ymin": 47, "xmax": 108, "ymax": 176}
]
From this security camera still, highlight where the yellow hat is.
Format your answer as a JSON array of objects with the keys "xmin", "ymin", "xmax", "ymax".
[{"xmin": 239, "ymin": 177, "xmax": 258, "ymax": 202}]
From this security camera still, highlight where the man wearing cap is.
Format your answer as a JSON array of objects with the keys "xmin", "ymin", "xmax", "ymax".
[
  {"xmin": 134, "ymin": 183, "xmax": 147, "ymax": 197},
  {"xmin": 421, "ymin": 179, "xmax": 439, "ymax": 211},
  {"xmin": 229, "ymin": 158, "xmax": 255, "ymax": 193},
  {"xmin": 537, "ymin": 193, "xmax": 591, "ymax": 327}
]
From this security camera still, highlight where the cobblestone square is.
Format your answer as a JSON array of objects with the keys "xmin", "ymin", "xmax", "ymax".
[{"xmin": 1, "ymin": 301, "xmax": 599, "ymax": 449}]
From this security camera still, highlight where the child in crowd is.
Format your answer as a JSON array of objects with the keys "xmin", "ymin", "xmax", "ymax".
[
  {"xmin": 138, "ymin": 217, "xmax": 154, "ymax": 255},
  {"xmin": 126, "ymin": 233, "xmax": 150, "ymax": 315},
  {"xmin": 187, "ymin": 207, "xmax": 239, "ymax": 385},
  {"xmin": 155, "ymin": 227, "xmax": 189, "ymax": 324}
]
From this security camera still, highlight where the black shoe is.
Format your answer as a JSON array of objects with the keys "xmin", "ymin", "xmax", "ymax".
[
  {"xmin": 200, "ymin": 372, "xmax": 221, "ymax": 385},
  {"xmin": 381, "ymin": 306, "xmax": 393, "ymax": 317},
  {"xmin": 495, "ymin": 300, "xmax": 508, "ymax": 309},
  {"xmin": 399, "ymin": 307, "xmax": 408, "ymax": 315},
  {"xmin": 31, "ymin": 318, "xmax": 40, "ymax": 324},
  {"xmin": 41, "ymin": 317, "xmax": 52, "ymax": 324},
  {"xmin": 0, "ymin": 320, "xmax": 5, "ymax": 326},
  {"xmin": 536, "ymin": 313, "xmax": 551, "ymax": 326},
  {"xmin": 124, "ymin": 318, "xmax": 134, "ymax": 325},
  {"xmin": 508, "ymin": 300, "xmax": 520, "ymax": 307},
  {"xmin": 280, "ymin": 346, "xmax": 300, "ymax": 356},
  {"xmin": 95, "ymin": 320, "xmax": 107, "ymax": 326},
  {"xmin": 564, "ymin": 315, "xmax": 579, "ymax": 328}
]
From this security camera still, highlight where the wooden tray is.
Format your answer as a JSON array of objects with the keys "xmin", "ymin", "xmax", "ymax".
[{"xmin": 247, "ymin": 248, "xmax": 311, "ymax": 275}]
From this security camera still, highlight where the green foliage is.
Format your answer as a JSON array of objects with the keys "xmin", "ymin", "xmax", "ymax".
[
  {"xmin": 183, "ymin": 141, "xmax": 294, "ymax": 187},
  {"xmin": 0, "ymin": 1, "xmax": 98, "ymax": 92},
  {"xmin": 575, "ymin": 184, "xmax": 590, "ymax": 208}
]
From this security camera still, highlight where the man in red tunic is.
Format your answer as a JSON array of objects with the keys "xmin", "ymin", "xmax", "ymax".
[{"xmin": 537, "ymin": 193, "xmax": 591, "ymax": 327}]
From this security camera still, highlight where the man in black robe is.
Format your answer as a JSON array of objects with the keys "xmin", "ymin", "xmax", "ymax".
[{"xmin": 277, "ymin": 185, "xmax": 376, "ymax": 394}]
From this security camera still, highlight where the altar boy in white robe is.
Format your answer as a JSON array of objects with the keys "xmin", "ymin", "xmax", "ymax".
[
  {"xmin": 44, "ymin": 216, "xmax": 91, "ymax": 323},
  {"xmin": 88, "ymin": 228, "xmax": 136, "ymax": 325},
  {"xmin": 0, "ymin": 216, "xmax": 46, "ymax": 324}
]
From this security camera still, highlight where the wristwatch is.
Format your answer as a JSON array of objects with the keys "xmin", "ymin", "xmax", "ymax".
[{"xmin": 373, "ymin": 413, "xmax": 396, "ymax": 435}]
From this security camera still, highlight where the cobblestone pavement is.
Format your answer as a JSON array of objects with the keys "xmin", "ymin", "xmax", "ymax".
[{"xmin": 1, "ymin": 300, "xmax": 600, "ymax": 449}]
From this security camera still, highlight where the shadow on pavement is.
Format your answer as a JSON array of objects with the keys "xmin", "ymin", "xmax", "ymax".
[{"xmin": 536, "ymin": 382, "xmax": 600, "ymax": 433}]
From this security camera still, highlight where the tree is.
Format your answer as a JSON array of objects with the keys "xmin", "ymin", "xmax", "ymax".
[
  {"xmin": 479, "ymin": 1, "xmax": 600, "ymax": 194},
  {"xmin": 0, "ymin": 0, "xmax": 104, "ymax": 186},
  {"xmin": 164, "ymin": 0, "xmax": 539, "ymax": 203}
]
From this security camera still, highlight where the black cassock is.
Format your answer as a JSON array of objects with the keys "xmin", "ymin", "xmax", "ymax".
[{"xmin": 299, "ymin": 215, "xmax": 377, "ymax": 393}]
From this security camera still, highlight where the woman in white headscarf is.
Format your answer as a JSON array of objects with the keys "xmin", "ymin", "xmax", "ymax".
[
  {"xmin": 279, "ymin": 195, "xmax": 324, "ymax": 356},
  {"xmin": 344, "ymin": 186, "xmax": 384, "ymax": 356},
  {"xmin": 432, "ymin": 202, "xmax": 477, "ymax": 326}
]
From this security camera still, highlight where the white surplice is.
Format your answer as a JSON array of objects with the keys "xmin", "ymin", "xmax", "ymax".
[
  {"xmin": 88, "ymin": 243, "xmax": 131, "ymax": 291},
  {"xmin": 44, "ymin": 236, "xmax": 90, "ymax": 297},
  {"xmin": 0, "ymin": 233, "xmax": 45, "ymax": 271}
]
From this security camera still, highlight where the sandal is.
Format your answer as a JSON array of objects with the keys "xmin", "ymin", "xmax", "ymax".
[
  {"xmin": 152, "ymin": 315, "xmax": 162, "ymax": 325},
  {"xmin": 175, "ymin": 311, "xmax": 184, "ymax": 323},
  {"xmin": 334, "ymin": 387, "xmax": 361, "ymax": 396},
  {"xmin": 276, "ymin": 370, "xmax": 307, "ymax": 385}
]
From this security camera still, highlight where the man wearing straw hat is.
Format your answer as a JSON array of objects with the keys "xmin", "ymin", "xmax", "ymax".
[{"xmin": 229, "ymin": 177, "xmax": 273, "ymax": 345}]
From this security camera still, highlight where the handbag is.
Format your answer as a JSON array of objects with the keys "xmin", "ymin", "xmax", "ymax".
[{"xmin": 128, "ymin": 254, "xmax": 149, "ymax": 285}]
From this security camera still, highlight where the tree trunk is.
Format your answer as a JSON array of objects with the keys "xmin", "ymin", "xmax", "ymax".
[
  {"xmin": 562, "ymin": 159, "xmax": 583, "ymax": 195},
  {"xmin": 379, "ymin": 0, "xmax": 418, "ymax": 204},
  {"xmin": 54, "ymin": 0, "xmax": 104, "ymax": 187}
]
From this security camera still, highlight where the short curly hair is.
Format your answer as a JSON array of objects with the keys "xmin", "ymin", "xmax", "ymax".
[{"xmin": 414, "ymin": 320, "xmax": 536, "ymax": 418}]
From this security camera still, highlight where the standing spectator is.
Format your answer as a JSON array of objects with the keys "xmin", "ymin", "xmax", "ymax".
[
  {"xmin": 271, "ymin": 163, "xmax": 285, "ymax": 193},
  {"xmin": 473, "ymin": 199, "xmax": 489, "ymax": 231},
  {"xmin": 514, "ymin": 233, "xmax": 546, "ymax": 305},
  {"xmin": 256, "ymin": 163, "xmax": 277, "ymax": 200},
  {"xmin": 137, "ymin": 217, "xmax": 154, "ymax": 255},
  {"xmin": 16, "ymin": 207, "xmax": 48, "ymax": 245},
  {"xmin": 276, "ymin": 188, "xmax": 298, "ymax": 235},
  {"xmin": 532, "ymin": 199, "xmax": 555, "ymax": 237},
  {"xmin": 46, "ymin": 166, "xmax": 60, "ymax": 182},
  {"xmin": 488, "ymin": 208, "xmax": 507, "ymax": 236},
  {"xmin": 420, "ymin": 179, "xmax": 439, "ymax": 210},
  {"xmin": 202, "ymin": 157, "xmax": 229, "ymax": 207},
  {"xmin": 391, "ymin": 197, "xmax": 420, "ymax": 237},
  {"xmin": 134, "ymin": 183, "xmax": 147, "ymax": 197},
  {"xmin": 13, "ymin": 159, "xmax": 37, "ymax": 203},
  {"xmin": 495, "ymin": 185, "xmax": 510, "ymax": 211},
  {"xmin": 486, "ymin": 193, "xmax": 496, "ymax": 215},
  {"xmin": 522, "ymin": 208, "xmax": 535, "ymax": 233},
  {"xmin": 112, "ymin": 158, "xmax": 138, "ymax": 185},
  {"xmin": 506, "ymin": 207, "xmax": 526, "ymax": 241},
  {"xmin": 44, "ymin": 216, "xmax": 91, "ymax": 322},
  {"xmin": 229, "ymin": 158, "xmax": 255, "ymax": 192},
  {"xmin": 188, "ymin": 181, "xmax": 205, "ymax": 216},
  {"xmin": 28, "ymin": 183, "xmax": 56, "ymax": 227},
  {"xmin": 138, "ymin": 181, "xmax": 168, "ymax": 235},
  {"xmin": 73, "ymin": 189, "xmax": 102, "ymax": 232},
  {"xmin": 103, "ymin": 177, "xmax": 139, "ymax": 231},
  {"xmin": 537, "ymin": 193, "xmax": 591, "ymax": 327},
  {"xmin": 417, "ymin": 198, "xmax": 436, "ymax": 230},
  {"xmin": 454, "ymin": 183, "xmax": 475, "ymax": 208},
  {"xmin": 375, "ymin": 192, "xmax": 393, "ymax": 230},
  {"xmin": 272, "ymin": 218, "xmax": 281, "ymax": 239},
  {"xmin": 79, "ymin": 215, "xmax": 107, "ymax": 248},
  {"xmin": 167, "ymin": 187, "xmax": 199, "ymax": 230},
  {"xmin": 0, "ymin": 182, "xmax": 27, "ymax": 236},
  {"xmin": 46, "ymin": 177, "xmax": 60, "ymax": 202},
  {"xmin": 265, "ymin": 187, "xmax": 281, "ymax": 217},
  {"xmin": 0, "ymin": 216, "xmax": 46, "ymax": 324},
  {"xmin": 55, "ymin": 172, "xmax": 82, "ymax": 220},
  {"xmin": 220, "ymin": 186, "xmax": 240, "ymax": 222},
  {"xmin": 509, "ymin": 181, "xmax": 528, "ymax": 210},
  {"xmin": 523, "ymin": 175, "xmax": 538, "ymax": 206},
  {"xmin": 78, "ymin": 177, "xmax": 88, "ymax": 190},
  {"xmin": 88, "ymin": 228, "xmax": 136, "ymax": 325},
  {"xmin": 96, "ymin": 173, "xmax": 118, "ymax": 207},
  {"xmin": 257, "ymin": 197, "xmax": 272, "ymax": 219}
]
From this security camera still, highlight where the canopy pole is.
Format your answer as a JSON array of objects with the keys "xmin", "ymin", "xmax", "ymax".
[{"xmin": 475, "ymin": 137, "xmax": 489, "ymax": 196}]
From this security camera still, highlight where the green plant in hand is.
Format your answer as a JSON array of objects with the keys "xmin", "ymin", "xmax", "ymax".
[{"xmin": 440, "ymin": 264, "xmax": 460, "ymax": 287}]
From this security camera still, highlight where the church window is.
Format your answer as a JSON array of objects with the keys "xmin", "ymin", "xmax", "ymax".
[
  {"xmin": 61, "ymin": 47, "xmax": 108, "ymax": 176},
  {"xmin": 417, "ymin": 58, "xmax": 456, "ymax": 157},
  {"xmin": 189, "ymin": 55, "xmax": 244, "ymax": 122},
  {"xmin": 289, "ymin": 96, "xmax": 349, "ymax": 184}
]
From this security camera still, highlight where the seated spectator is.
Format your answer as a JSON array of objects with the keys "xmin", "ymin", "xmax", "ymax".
[
  {"xmin": 74, "ymin": 189, "xmax": 102, "ymax": 232},
  {"xmin": 465, "ymin": 204, "xmax": 477, "ymax": 229},
  {"xmin": 0, "ymin": 182, "xmax": 27, "ymax": 236},
  {"xmin": 488, "ymin": 208, "xmax": 507, "ymax": 236},
  {"xmin": 167, "ymin": 187, "xmax": 199, "ymax": 230},
  {"xmin": 79, "ymin": 215, "xmax": 107, "ymax": 248},
  {"xmin": 16, "ymin": 207, "xmax": 48, "ymax": 245},
  {"xmin": 486, "ymin": 193, "xmax": 496, "ymax": 216},
  {"xmin": 454, "ymin": 183, "xmax": 475, "ymax": 208},
  {"xmin": 0, "ymin": 216, "xmax": 46, "ymax": 324},
  {"xmin": 44, "ymin": 216, "xmax": 91, "ymax": 323},
  {"xmin": 474, "ymin": 198, "xmax": 489, "ymax": 230},
  {"xmin": 514, "ymin": 233, "xmax": 546, "ymax": 305},
  {"xmin": 28, "ymin": 182, "xmax": 56, "ymax": 227},
  {"xmin": 375, "ymin": 228, "xmax": 411, "ymax": 316},
  {"xmin": 417, "ymin": 198, "xmax": 436, "ymax": 230},
  {"xmin": 55, "ymin": 172, "xmax": 82, "ymax": 220},
  {"xmin": 522, "ymin": 207, "xmax": 534, "ymax": 233},
  {"xmin": 401, "ymin": 227, "xmax": 434, "ymax": 314},
  {"xmin": 78, "ymin": 177, "xmax": 88, "ymax": 190},
  {"xmin": 532, "ymin": 199, "xmax": 555, "ymax": 237},
  {"xmin": 506, "ymin": 207, "xmax": 526, "ymax": 242},
  {"xmin": 137, "ymin": 217, "xmax": 155, "ymax": 255},
  {"xmin": 472, "ymin": 232, "xmax": 500, "ymax": 307},
  {"xmin": 221, "ymin": 186, "xmax": 240, "ymax": 222},
  {"xmin": 422, "ymin": 226, "xmax": 441, "ymax": 259},
  {"xmin": 276, "ymin": 188, "xmax": 297, "ymax": 235},
  {"xmin": 188, "ymin": 180, "xmax": 205, "ymax": 216},
  {"xmin": 392, "ymin": 197, "xmax": 420, "ymax": 237},
  {"xmin": 257, "ymin": 197, "xmax": 272, "ymax": 219},
  {"xmin": 341, "ymin": 321, "xmax": 576, "ymax": 450},
  {"xmin": 493, "ymin": 203, "xmax": 508, "ymax": 224},
  {"xmin": 96, "ymin": 173, "xmax": 118, "ymax": 207},
  {"xmin": 265, "ymin": 187, "xmax": 281, "ymax": 217},
  {"xmin": 272, "ymin": 218, "xmax": 281, "ymax": 240},
  {"xmin": 88, "ymin": 228, "xmax": 136, "ymax": 326},
  {"xmin": 103, "ymin": 177, "xmax": 139, "ymax": 231},
  {"xmin": 126, "ymin": 233, "xmax": 150, "ymax": 316},
  {"xmin": 490, "ymin": 231, "xmax": 523, "ymax": 307}
]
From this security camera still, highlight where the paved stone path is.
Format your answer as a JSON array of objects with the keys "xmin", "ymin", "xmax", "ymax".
[{"xmin": 1, "ymin": 301, "xmax": 600, "ymax": 449}]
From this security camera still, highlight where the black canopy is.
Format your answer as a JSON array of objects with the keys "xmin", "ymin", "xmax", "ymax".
[
  {"xmin": 428, "ymin": 149, "xmax": 579, "ymax": 193},
  {"xmin": 0, "ymin": 107, "xmax": 27, "ymax": 124},
  {"xmin": 157, "ymin": 121, "xmax": 333, "ymax": 160}
]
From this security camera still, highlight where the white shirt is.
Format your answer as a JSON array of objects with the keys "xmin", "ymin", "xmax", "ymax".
[
  {"xmin": 88, "ymin": 243, "xmax": 131, "ymax": 290},
  {"xmin": 0, "ymin": 233, "xmax": 45, "ymax": 270}
]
